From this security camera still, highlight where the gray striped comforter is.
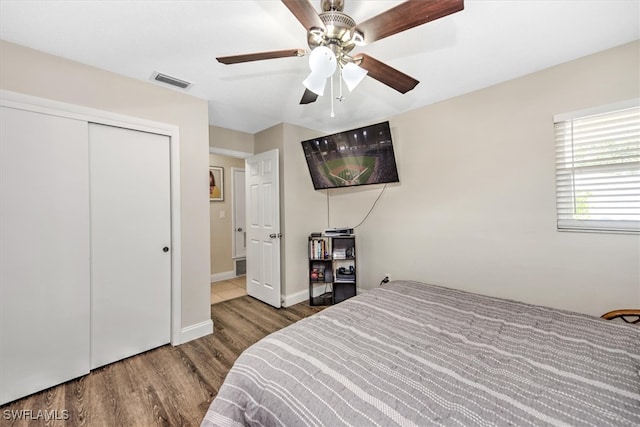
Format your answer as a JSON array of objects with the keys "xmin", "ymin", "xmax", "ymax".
[{"xmin": 202, "ymin": 280, "xmax": 640, "ymax": 426}]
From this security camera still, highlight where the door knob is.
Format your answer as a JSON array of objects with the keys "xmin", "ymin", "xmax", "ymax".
[
  {"xmin": 236, "ymin": 227, "xmax": 243, "ymax": 232},
  {"xmin": 163, "ymin": 247, "xmax": 169, "ymax": 252},
  {"xmin": 269, "ymin": 233, "xmax": 282, "ymax": 239}
]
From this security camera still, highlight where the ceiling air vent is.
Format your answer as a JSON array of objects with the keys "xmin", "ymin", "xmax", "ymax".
[{"xmin": 151, "ymin": 72, "xmax": 192, "ymax": 90}]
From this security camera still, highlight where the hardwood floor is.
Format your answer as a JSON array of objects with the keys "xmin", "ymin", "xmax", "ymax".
[
  {"xmin": 210, "ymin": 277, "xmax": 246, "ymax": 305},
  {"xmin": 0, "ymin": 296, "xmax": 324, "ymax": 426}
]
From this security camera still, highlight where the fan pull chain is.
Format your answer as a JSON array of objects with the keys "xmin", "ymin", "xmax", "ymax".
[{"xmin": 330, "ymin": 73, "xmax": 335, "ymax": 118}]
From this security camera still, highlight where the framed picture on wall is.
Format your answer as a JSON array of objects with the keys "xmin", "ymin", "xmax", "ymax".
[{"xmin": 209, "ymin": 166, "xmax": 224, "ymax": 202}]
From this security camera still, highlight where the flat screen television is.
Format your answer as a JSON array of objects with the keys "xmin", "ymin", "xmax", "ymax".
[{"xmin": 301, "ymin": 121, "xmax": 400, "ymax": 190}]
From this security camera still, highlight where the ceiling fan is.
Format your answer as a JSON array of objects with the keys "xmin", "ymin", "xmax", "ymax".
[{"xmin": 216, "ymin": 0, "xmax": 464, "ymax": 105}]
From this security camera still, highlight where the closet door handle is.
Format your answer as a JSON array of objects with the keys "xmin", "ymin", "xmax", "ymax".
[{"xmin": 163, "ymin": 247, "xmax": 170, "ymax": 253}]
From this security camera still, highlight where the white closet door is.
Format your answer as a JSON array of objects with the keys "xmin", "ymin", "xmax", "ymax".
[
  {"xmin": 89, "ymin": 123, "xmax": 171, "ymax": 369},
  {"xmin": 0, "ymin": 107, "xmax": 90, "ymax": 405}
]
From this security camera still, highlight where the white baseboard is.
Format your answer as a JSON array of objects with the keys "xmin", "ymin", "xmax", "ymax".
[
  {"xmin": 282, "ymin": 289, "xmax": 309, "ymax": 307},
  {"xmin": 211, "ymin": 270, "xmax": 235, "ymax": 283},
  {"xmin": 178, "ymin": 286, "xmax": 369, "ymax": 344},
  {"xmin": 175, "ymin": 319, "xmax": 213, "ymax": 345},
  {"xmin": 283, "ymin": 286, "xmax": 369, "ymax": 308}
]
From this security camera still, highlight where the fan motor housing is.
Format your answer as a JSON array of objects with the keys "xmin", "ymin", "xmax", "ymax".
[
  {"xmin": 321, "ymin": 0, "xmax": 344, "ymax": 12},
  {"xmin": 307, "ymin": 11, "xmax": 357, "ymax": 58}
]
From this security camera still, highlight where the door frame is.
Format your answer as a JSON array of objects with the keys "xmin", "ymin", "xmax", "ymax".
[
  {"xmin": 0, "ymin": 89, "xmax": 187, "ymax": 345},
  {"xmin": 231, "ymin": 166, "xmax": 246, "ymax": 261}
]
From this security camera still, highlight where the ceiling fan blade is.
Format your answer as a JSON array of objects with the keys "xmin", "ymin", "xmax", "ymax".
[
  {"xmin": 217, "ymin": 49, "xmax": 305, "ymax": 64},
  {"xmin": 355, "ymin": 0, "xmax": 464, "ymax": 45},
  {"xmin": 355, "ymin": 54, "xmax": 419, "ymax": 94},
  {"xmin": 300, "ymin": 88, "xmax": 318, "ymax": 104},
  {"xmin": 281, "ymin": 0, "xmax": 325, "ymax": 32}
]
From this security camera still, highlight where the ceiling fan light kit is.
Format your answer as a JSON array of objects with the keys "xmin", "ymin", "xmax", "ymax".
[
  {"xmin": 341, "ymin": 62, "xmax": 368, "ymax": 92},
  {"xmin": 303, "ymin": 70, "xmax": 330, "ymax": 96},
  {"xmin": 304, "ymin": 44, "xmax": 368, "ymax": 97},
  {"xmin": 216, "ymin": 0, "xmax": 464, "ymax": 112},
  {"xmin": 308, "ymin": 46, "xmax": 337, "ymax": 78}
]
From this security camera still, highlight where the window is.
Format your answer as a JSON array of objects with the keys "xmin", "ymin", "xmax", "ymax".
[{"xmin": 554, "ymin": 100, "xmax": 639, "ymax": 233}]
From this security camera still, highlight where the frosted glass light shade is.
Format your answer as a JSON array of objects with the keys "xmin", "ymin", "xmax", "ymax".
[
  {"xmin": 308, "ymin": 46, "xmax": 336, "ymax": 78},
  {"xmin": 303, "ymin": 71, "xmax": 328, "ymax": 96},
  {"xmin": 342, "ymin": 62, "xmax": 368, "ymax": 92}
]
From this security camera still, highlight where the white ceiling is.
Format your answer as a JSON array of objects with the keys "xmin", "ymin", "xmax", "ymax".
[{"xmin": 1, "ymin": 1, "xmax": 638, "ymax": 135}]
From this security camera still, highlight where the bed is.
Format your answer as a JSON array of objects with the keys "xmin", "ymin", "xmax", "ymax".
[{"xmin": 202, "ymin": 280, "xmax": 640, "ymax": 426}]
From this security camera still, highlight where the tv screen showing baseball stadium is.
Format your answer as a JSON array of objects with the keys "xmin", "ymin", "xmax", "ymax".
[{"xmin": 301, "ymin": 121, "xmax": 400, "ymax": 190}]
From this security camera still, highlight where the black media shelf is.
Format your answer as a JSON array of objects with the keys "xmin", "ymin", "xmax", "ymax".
[{"xmin": 308, "ymin": 234, "xmax": 356, "ymax": 306}]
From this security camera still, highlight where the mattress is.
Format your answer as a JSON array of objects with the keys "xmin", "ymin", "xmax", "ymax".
[{"xmin": 202, "ymin": 280, "xmax": 640, "ymax": 426}]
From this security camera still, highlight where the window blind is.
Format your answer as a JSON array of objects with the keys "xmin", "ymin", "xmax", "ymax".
[{"xmin": 554, "ymin": 103, "xmax": 640, "ymax": 233}]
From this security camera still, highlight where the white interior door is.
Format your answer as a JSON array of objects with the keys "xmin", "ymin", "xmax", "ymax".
[
  {"xmin": 0, "ymin": 107, "xmax": 90, "ymax": 405},
  {"xmin": 89, "ymin": 123, "xmax": 171, "ymax": 369},
  {"xmin": 232, "ymin": 167, "xmax": 246, "ymax": 260},
  {"xmin": 245, "ymin": 149, "xmax": 281, "ymax": 307}
]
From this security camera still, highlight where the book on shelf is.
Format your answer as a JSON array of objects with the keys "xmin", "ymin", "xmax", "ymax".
[{"xmin": 309, "ymin": 237, "xmax": 331, "ymax": 259}]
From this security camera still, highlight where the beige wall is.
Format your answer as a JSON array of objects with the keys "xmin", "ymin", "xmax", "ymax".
[
  {"xmin": 0, "ymin": 40, "xmax": 211, "ymax": 330},
  {"xmin": 209, "ymin": 154, "xmax": 245, "ymax": 277},
  {"xmin": 281, "ymin": 124, "xmax": 325, "ymax": 299},
  {"xmin": 210, "ymin": 124, "xmax": 254, "ymax": 155},
  {"xmin": 273, "ymin": 40, "xmax": 640, "ymax": 316}
]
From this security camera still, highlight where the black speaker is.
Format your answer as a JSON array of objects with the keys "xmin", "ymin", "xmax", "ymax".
[{"xmin": 336, "ymin": 265, "xmax": 355, "ymax": 280}]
